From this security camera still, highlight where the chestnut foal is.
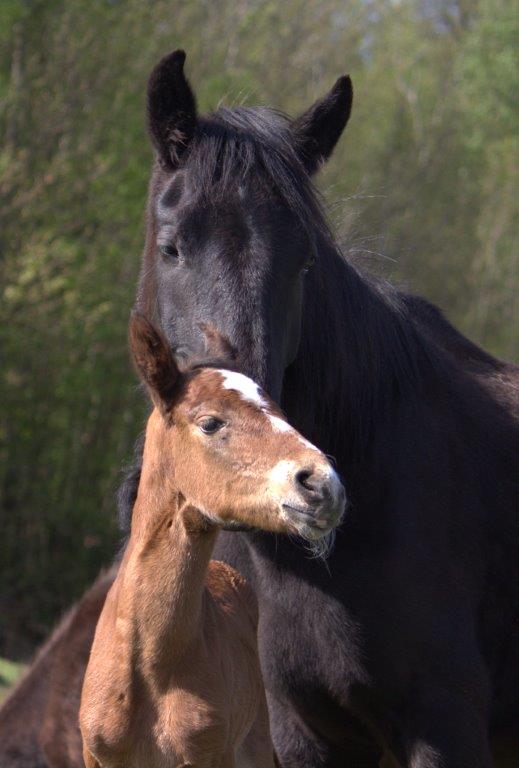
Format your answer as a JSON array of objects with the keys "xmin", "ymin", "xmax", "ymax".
[{"xmin": 80, "ymin": 314, "xmax": 345, "ymax": 768}]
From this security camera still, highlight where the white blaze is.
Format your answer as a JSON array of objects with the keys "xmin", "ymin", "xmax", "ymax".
[
  {"xmin": 268, "ymin": 459, "xmax": 299, "ymax": 491},
  {"xmin": 268, "ymin": 414, "xmax": 292, "ymax": 432},
  {"xmin": 268, "ymin": 414, "xmax": 321, "ymax": 452},
  {"xmin": 218, "ymin": 369, "xmax": 321, "ymax": 450},
  {"xmin": 219, "ymin": 370, "xmax": 267, "ymax": 408}
]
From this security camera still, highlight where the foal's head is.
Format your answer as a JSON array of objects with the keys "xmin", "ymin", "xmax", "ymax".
[{"xmin": 130, "ymin": 313, "xmax": 345, "ymax": 543}]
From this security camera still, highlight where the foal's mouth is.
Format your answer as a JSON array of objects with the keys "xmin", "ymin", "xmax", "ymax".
[
  {"xmin": 282, "ymin": 502, "xmax": 343, "ymax": 539},
  {"xmin": 282, "ymin": 504, "xmax": 331, "ymax": 528}
]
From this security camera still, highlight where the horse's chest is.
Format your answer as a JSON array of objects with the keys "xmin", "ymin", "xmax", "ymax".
[{"xmin": 256, "ymin": 581, "xmax": 367, "ymax": 705}]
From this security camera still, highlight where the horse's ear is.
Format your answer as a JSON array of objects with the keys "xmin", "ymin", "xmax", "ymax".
[
  {"xmin": 129, "ymin": 312, "xmax": 180, "ymax": 412},
  {"xmin": 292, "ymin": 76, "xmax": 353, "ymax": 174},
  {"xmin": 147, "ymin": 49, "xmax": 197, "ymax": 170},
  {"xmin": 199, "ymin": 323, "xmax": 238, "ymax": 363}
]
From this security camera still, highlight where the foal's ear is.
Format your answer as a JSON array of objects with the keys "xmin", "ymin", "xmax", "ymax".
[
  {"xmin": 147, "ymin": 49, "xmax": 197, "ymax": 171},
  {"xmin": 129, "ymin": 312, "xmax": 180, "ymax": 412},
  {"xmin": 199, "ymin": 323, "xmax": 238, "ymax": 362},
  {"xmin": 292, "ymin": 76, "xmax": 353, "ymax": 174}
]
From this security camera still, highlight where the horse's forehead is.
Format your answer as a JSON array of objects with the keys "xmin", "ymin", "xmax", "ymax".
[
  {"xmin": 156, "ymin": 171, "xmax": 198, "ymax": 221},
  {"xmin": 157, "ymin": 180, "xmax": 251, "ymax": 240},
  {"xmin": 157, "ymin": 164, "xmax": 271, "ymax": 213},
  {"xmin": 159, "ymin": 172, "xmax": 185, "ymax": 210}
]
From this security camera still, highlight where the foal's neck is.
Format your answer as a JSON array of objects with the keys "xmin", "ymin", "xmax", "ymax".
[{"xmin": 120, "ymin": 418, "xmax": 217, "ymax": 676}]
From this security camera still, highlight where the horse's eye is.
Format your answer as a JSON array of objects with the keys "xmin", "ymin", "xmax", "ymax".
[
  {"xmin": 198, "ymin": 416, "xmax": 225, "ymax": 435},
  {"xmin": 159, "ymin": 244, "xmax": 179, "ymax": 261},
  {"xmin": 303, "ymin": 254, "xmax": 316, "ymax": 272}
]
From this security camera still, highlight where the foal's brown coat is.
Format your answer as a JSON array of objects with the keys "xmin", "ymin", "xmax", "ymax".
[
  {"xmin": 80, "ymin": 315, "xmax": 344, "ymax": 768},
  {"xmin": 81, "ymin": 499, "xmax": 269, "ymax": 767}
]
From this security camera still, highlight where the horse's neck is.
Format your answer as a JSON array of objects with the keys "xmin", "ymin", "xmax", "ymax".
[
  {"xmin": 117, "ymin": 459, "xmax": 218, "ymax": 678},
  {"xmin": 289, "ymin": 242, "xmax": 436, "ymax": 470}
]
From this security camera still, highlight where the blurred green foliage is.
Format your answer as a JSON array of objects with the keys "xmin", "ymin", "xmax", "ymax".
[
  {"xmin": 0, "ymin": 657, "xmax": 25, "ymax": 702},
  {"xmin": 0, "ymin": 0, "xmax": 517, "ymax": 656}
]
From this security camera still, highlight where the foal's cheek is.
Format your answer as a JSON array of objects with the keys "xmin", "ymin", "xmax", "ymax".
[{"xmin": 173, "ymin": 433, "xmax": 208, "ymax": 496}]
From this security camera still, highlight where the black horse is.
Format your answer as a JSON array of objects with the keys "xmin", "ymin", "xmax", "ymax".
[
  {"xmin": 130, "ymin": 50, "xmax": 519, "ymax": 767},
  {"xmin": 1, "ymin": 49, "xmax": 517, "ymax": 767}
]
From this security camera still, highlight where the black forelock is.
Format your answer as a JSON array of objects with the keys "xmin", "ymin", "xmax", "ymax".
[{"xmin": 181, "ymin": 105, "xmax": 330, "ymax": 239}]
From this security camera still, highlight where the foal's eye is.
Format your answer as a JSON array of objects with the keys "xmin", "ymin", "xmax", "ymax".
[
  {"xmin": 198, "ymin": 416, "xmax": 225, "ymax": 435},
  {"xmin": 159, "ymin": 244, "xmax": 179, "ymax": 261},
  {"xmin": 302, "ymin": 253, "xmax": 316, "ymax": 272}
]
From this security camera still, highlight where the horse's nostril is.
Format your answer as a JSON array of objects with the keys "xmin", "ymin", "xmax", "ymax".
[
  {"xmin": 295, "ymin": 467, "xmax": 334, "ymax": 506},
  {"xmin": 295, "ymin": 468, "xmax": 315, "ymax": 492}
]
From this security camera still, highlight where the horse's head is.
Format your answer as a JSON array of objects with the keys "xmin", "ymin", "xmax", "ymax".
[
  {"xmin": 138, "ymin": 50, "xmax": 352, "ymax": 401},
  {"xmin": 129, "ymin": 313, "xmax": 346, "ymax": 542}
]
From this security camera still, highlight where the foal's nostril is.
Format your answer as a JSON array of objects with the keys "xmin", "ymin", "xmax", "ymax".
[
  {"xmin": 295, "ymin": 467, "xmax": 329, "ymax": 504},
  {"xmin": 295, "ymin": 468, "xmax": 314, "ymax": 492}
]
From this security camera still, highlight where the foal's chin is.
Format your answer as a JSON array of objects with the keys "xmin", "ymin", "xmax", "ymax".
[
  {"xmin": 280, "ymin": 501, "xmax": 344, "ymax": 558},
  {"xmin": 196, "ymin": 508, "xmax": 257, "ymax": 533},
  {"xmin": 218, "ymin": 519, "xmax": 256, "ymax": 533},
  {"xmin": 287, "ymin": 520, "xmax": 338, "ymax": 560}
]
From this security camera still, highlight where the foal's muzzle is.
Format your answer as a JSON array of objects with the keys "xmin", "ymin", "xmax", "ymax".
[{"xmin": 282, "ymin": 464, "xmax": 346, "ymax": 540}]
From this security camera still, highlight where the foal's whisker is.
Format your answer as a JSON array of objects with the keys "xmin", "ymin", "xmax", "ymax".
[
  {"xmin": 325, "ymin": 453, "xmax": 338, "ymax": 468},
  {"xmin": 305, "ymin": 530, "xmax": 336, "ymax": 566},
  {"xmin": 287, "ymin": 530, "xmax": 335, "ymax": 569}
]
